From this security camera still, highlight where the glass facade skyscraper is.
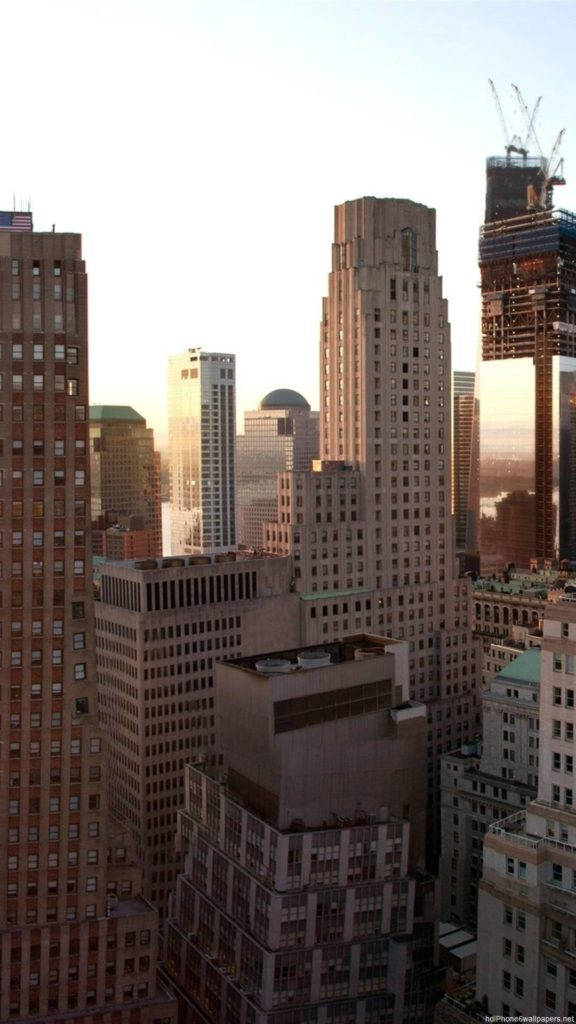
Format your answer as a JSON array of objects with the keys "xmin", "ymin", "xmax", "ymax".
[{"xmin": 168, "ymin": 349, "xmax": 236, "ymax": 554}]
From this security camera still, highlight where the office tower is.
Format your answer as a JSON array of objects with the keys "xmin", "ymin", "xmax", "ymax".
[
  {"xmin": 479, "ymin": 165, "xmax": 576, "ymax": 571},
  {"xmin": 0, "ymin": 211, "xmax": 176, "ymax": 1022},
  {"xmin": 165, "ymin": 635, "xmax": 443, "ymax": 1023},
  {"xmin": 169, "ymin": 349, "xmax": 236, "ymax": 555},
  {"xmin": 96, "ymin": 552, "xmax": 301, "ymax": 915},
  {"xmin": 89, "ymin": 404, "xmax": 162, "ymax": 558},
  {"xmin": 267, "ymin": 197, "xmax": 480, "ymax": 862},
  {"xmin": 236, "ymin": 389, "xmax": 318, "ymax": 548},
  {"xmin": 452, "ymin": 370, "xmax": 478, "ymax": 562},
  {"xmin": 440, "ymin": 648, "xmax": 539, "ymax": 925},
  {"xmin": 475, "ymin": 599, "xmax": 576, "ymax": 1018}
]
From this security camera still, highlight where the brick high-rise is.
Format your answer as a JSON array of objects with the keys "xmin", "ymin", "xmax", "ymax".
[{"xmin": 0, "ymin": 210, "xmax": 176, "ymax": 1022}]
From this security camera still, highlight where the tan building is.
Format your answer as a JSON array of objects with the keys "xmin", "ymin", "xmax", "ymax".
[
  {"xmin": 475, "ymin": 598, "xmax": 576, "ymax": 1017},
  {"xmin": 265, "ymin": 197, "xmax": 481, "ymax": 864},
  {"xmin": 89, "ymin": 405, "xmax": 162, "ymax": 557},
  {"xmin": 0, "ymin": 211, "xmax": 176, "ymax": 1022},
  {"xmin": 236, "ymin": 388, "xmax": 318, "ymax": 548},
  {"xmin": 165, "ymin": 635, "xmax": 443, "ymax": 1023},
  {"xmin": 96, "ymin": 552, "xmax": 301, "ymax": 915},
  {"xmin": 168, "ymin": 349, "xmax": 236, "ymax": 555}
]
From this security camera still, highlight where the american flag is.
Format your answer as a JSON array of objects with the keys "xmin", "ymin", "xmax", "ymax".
[{"xmin": 0, "ymin": 211, "xmax": 33, "ymax": 232}]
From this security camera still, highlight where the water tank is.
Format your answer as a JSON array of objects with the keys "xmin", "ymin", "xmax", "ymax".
[
  {"xmin": 297, "ymin": 650, "xmax": 331, "ymax": 669},
  {"xmin": 254, "ymin": 657, "xmax": 294, "ymax": 674}
]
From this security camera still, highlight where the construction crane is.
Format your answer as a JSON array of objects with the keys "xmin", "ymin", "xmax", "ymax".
[
  {"xmin": 489, "ymin": 79, "xmax": 526, "ymax": 158},
  {"xmin": 512, "ymin": 83, "xmax": 566, "ymax": 209}
]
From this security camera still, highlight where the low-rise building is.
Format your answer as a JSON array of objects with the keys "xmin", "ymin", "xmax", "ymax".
[
  {"xmin": 475, "ymin": 597, "xmax": 576, "ymax": 1018},
  {"xmin": 165, "ymin": 635, "xmax": 443, "ymax": 1023},
  {"xmin": 440, "ymin": 649, "xmax": 540, "ymax": 924}
]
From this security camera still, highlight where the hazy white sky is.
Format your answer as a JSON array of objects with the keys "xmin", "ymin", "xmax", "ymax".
[{"xmin": 4, "ymin": 0, "xmax": 576, "ymax": 447}]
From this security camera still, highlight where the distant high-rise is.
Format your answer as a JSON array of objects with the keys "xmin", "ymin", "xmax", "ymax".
[
  {"xmin": 0, "ymin": 211, "xmax": 176, "ymax": 1022},
  {"xmin": 89, "ymin": 404, "xmax": 162, "ymax": 557},
  {"xmin": 168, "ymin": 349, "xmax": 236, "ymax": 554},
  {"xmin": 452, "ymin": 370, "xmax": 478, "ymax": 557},
  {"xmin": 479, "ymin": 158, "xmax": 576, "ymax": 571},
  {"xmin": 236, "ymin": 388, "xmax": 318, "ymax": 547}
]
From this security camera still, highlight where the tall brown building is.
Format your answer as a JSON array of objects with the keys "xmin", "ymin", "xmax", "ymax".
[
  {"xmin": 266, "ymin": 198, "xmax": 480, "ymax": 862},
  {"xmin": 0, "ymin": 211, "xmax": 176, "ymax": 1022},
  {"xmin": 89, "ymin": 405, "xmax": 162, "ymax": 558}
]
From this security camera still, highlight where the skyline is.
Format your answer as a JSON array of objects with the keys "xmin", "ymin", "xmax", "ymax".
[{"xmin": 4, "ymin": 0, "xmax": 576, "ymax": 447}]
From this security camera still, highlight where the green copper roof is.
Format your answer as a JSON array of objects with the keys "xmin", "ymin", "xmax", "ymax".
[
  {"xmin": 496, "ymin": 648, "xmax": 541, "ymax": 686},
  {"xmin": 89, "ymin": 405, "xmax": 145, "ymax": 423}
]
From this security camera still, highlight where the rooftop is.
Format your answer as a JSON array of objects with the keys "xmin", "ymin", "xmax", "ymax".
[
  {"xmin": 259, "ymin": 388, "xmax": 310, "ymax": 410},
  {"xmin": 90, "ymin": 405, "xmax": 145, "ymax": 423},
  {"xmin": 227, "ymin": 633, "xmax": 403, "ymax": 677},
  {"xmin": 495, "ymin": 648, "xmax": 541, "ymax": 687}
]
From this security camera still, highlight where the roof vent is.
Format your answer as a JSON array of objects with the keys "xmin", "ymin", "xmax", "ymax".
[
  {"xmin": 254, "ymin": 657, "xmax": 294, "ymax": 674},
  {"xmin": 297, "ymin": 650, "xmax": 331, "ymax": 669},
  {"xmin": 354, "ymin": 646, "xmax": 385, "ymax": 661}
]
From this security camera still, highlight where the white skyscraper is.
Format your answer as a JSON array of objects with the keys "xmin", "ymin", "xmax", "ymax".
[{"xmin": 169, "ymin": 349, "xmax": 236, "ymax": 554}]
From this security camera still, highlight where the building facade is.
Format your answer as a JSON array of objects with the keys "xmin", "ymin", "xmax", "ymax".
[
  {"xmin": 266, "ymin": 198, "xmax": 480, "ymax": 863},
  {"xmin": 476, "ymin": 598, "xmax": 576, "ymax": 1017},
  {"xmin": 89, "ymin": 405, "xmax": 162, "ymax": 558},
  {"xmin": 165, "ymin": 635, "xmax": 442, "ymax": 1023},
  {"xmin": 440, "ymin": 649, "xmax": 540, "ymax": 925},
  {"xmin": 452, "ymin": 370, "xmax": 478, "ymax": 560},
  {"xmin": 0, "ymin": 211, "xmax": 176, "ymax": 1022},
  {"xmin": 236, "ymin": 389, "xmax": 318, "ymax": 549},
  {"xmin": 169, "ymin": 349, "xmax": 236, "ymax": 555},
  {"xmin": 479, "ymin": 176, "xmax": 576, "ymax": 571},
  {"xmin": 96, "ymin": 553, "xmax": 301, "ymax": 916}
]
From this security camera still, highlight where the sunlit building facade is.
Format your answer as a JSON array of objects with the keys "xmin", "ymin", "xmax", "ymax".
[{"xmin": 169, "ymin": 349, "xmax": 236, "ymax": 555}]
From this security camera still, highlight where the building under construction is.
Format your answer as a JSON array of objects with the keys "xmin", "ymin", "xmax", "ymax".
[
  {"xmin": 479, "ymin": 200, "xmax": 576, "ymax": 570},
  {"xmin": 478, "ymin": 84, "xmax": 576, "ymax": 570}
]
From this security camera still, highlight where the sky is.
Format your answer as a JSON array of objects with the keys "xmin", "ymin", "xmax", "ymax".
[{"xmin": 3, "ymin": 0, "xmax": 576, "ymax": 448}]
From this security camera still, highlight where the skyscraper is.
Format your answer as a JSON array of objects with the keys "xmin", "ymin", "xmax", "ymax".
[
  {"xmin": 0, "ymin": 211, "xmax": 176, "ymax": 1021},
  {"xmin": 452, "ymin": 371, "xmax": 478, "ymax": 560},
  {"xmin": 169, "ymin": 349, "xmax": 236, "ymax": 555},
  {"xmin": 89, "ymin": 404, "xmax": 162, "ymax": 557},
  {"xmin": 236, "ymin": 388, "xmax": 318, "ymax": 548},
  {"xmin": 267, "ymin": 197, "xmax": 480, "ymax": 861},
  {"xmin": 479, "ymin": 163, "xmax": 576, "ymax": 571}
]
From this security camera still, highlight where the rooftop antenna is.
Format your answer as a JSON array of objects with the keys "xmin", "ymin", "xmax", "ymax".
[{"xmin": 489, "ymin": 79, "xmax": 526, "ymax": 158}]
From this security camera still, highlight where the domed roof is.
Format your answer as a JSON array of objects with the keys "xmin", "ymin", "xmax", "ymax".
[{"xmin": 259, "ymin": 388, "xmax": 310, "ymax": 410}]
